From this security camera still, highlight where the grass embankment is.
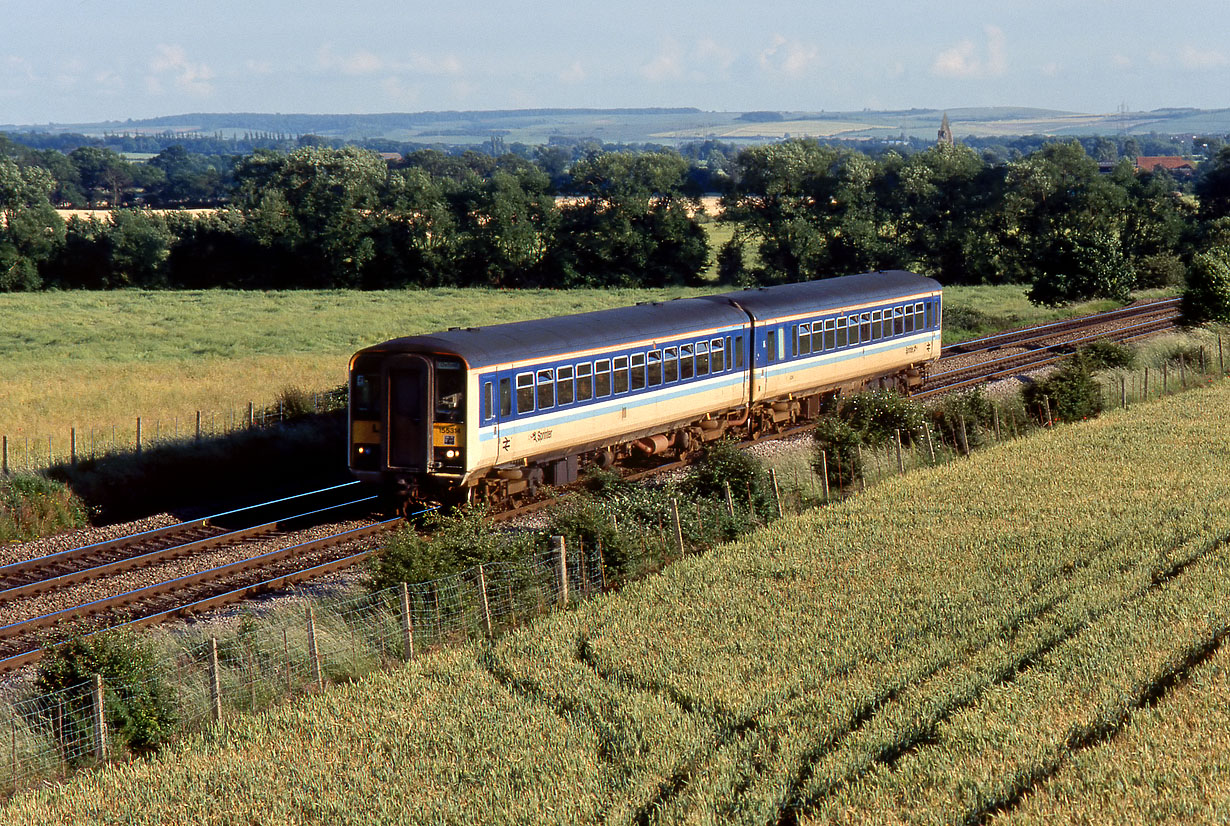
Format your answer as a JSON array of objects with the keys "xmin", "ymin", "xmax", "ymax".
[{"xmin": 4, "ymin": 375, "xmax": 1229, "ymax": 823}]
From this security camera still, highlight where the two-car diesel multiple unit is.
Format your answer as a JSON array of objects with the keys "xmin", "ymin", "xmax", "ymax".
[{"xmin": 349, "ymin": 270, "xmax": 942, "ymax": 507}]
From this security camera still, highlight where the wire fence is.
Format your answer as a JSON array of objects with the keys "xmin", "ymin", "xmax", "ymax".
[
  {"xmin": 0, "ymin": 538, "xmax": 609, "ymax": 796},
  {"xmin": 0, "ymin": 389, "xmax": 346, "ymax": 475}
]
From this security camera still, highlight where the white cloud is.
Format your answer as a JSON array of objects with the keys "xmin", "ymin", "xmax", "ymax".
[
  {"xmin": 1179, "ymin": 45, "xmax": 1228, "ymax": 70},
  {"xmin": 759, "ymin": 34, "xmax": 820, "ymax": 77},
  {"xmin": 558, "ymin": 60, "xmax": 586, "ymax": 85},
  {"xmin": 316, "ymin": 45, "xmax": 384, "ymax": 76},
  {"xmin": 1112, "ymin": 54, "xmax": 1133, "ymax": 70},
  {"xmin": 932, "ymin": 25, "xmax": 1007, "ymax": 79},
  {"xmin": 642, "ymin": 39, "xmax": 685, "ymax": 82},
  {"xmin": 149, "ymin": 44, "xmax": 214, "ymax": 96},
  {"xmin": 695, "ymin": 38, "xmax": 735, "ymax": 72},
  {"xmin": 1040, "ymin": 61, "xmax": 1060, "ymax": 77}
]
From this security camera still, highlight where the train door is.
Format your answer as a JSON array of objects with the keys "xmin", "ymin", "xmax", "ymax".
[{"xmin": 386, "ymin": 355, "xmax": 433, "ymax": 471}]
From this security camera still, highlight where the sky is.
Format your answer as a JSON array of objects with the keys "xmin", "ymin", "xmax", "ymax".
[{"xmin": 2, "ymin": 1, "xmax": 1228, "ymax": 125}]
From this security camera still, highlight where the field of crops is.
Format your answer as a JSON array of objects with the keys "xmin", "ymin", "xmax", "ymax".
[{"xmin": 4, "ymin": 373, "xmax": 1228, "ymax": 822}]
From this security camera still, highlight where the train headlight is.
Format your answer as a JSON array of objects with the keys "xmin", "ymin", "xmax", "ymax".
[
  {"xmin": 445, "ymin": 449, "xmax": 458, "ymax": 459},
  {"xmin": 357, "ymin": 446, "xmax": 369, "ymax": 455}
]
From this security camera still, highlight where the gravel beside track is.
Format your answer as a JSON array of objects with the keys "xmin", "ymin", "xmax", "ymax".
[{"xmin": 0, "ymin": 514, "xmax": 182, "ymax": 568}]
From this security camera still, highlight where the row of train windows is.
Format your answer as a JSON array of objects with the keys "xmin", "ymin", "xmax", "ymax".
[
  {"xmin": 487, "ymin": 334, "xmax": 746, "ymax": 418},
  {"xmin": 773, "ymin": 301, "xmax": 935, "ymax": 362}
]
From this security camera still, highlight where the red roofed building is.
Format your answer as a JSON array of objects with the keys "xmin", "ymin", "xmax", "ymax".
[{"xmin": 1135, "ymin": 156, "xmax": 1196, "ymax": 177}]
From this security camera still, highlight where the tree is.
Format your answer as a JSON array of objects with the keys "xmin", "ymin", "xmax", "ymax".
[
  {"xmin": 69, "ymin": 146, "xmax": 133, "ymax": 206},
  {"xmin": 1196, "ymin": 146, "xmax": 1230, "ymax": 222},
  {"xmin": 232, "ymin": 146, "xmax": 388, "ymax": 286},
  {"xmin": 1183, "ymin": 247, "xmax": 1230, "ymax": 323},
  {"xmin": 0, "ymin": 159, "xmax": 64, "ymax": 290}
]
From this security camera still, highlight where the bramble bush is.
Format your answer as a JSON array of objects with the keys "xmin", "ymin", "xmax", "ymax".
[
  {"xmin": 0, "ymin": 473, "xmax": 86, "ymax": 542},
  {"xmin": 33, "ymin": 630, "xmax": 177, "ymax": 760}
]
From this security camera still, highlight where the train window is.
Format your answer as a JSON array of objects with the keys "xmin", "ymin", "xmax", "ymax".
[
  {"xmin": 696, "ymin": 341, "xmax": 709, "ymax": 375},
  {"xmin": 925, "ymin": 301, "xmax": 934, "ymax": 330},
  {"xmin": 861, "ymin": 313, "xmax": 872, "ymax": 343},
  {"xmin": 516, "ymin": 373, "xmax": 535, "ymax": 414},
  {"xmin": 500, "ymin": 378, "xmax": 511, "ymax": 417},
  {"xmin": 799, "ymin": 323, "xmax": 811, "ymax": 355},
  {"xmin": 557, "ymin": 365, "xmax": 574, "ymax": 406},
  {"xmin": 914, "ymin": 302, "xmax": 924, "ymax": 331},
  {"xmin": 680, "ymin": 344, "xmax": 695, "ymax": 379},
  {"xmin": 845, "ymin": 316, "xmax": 857, "ymax": 346},
  {"xmin": 536, "ymin": 369, "xmax": 555, "ymax": 409},
  {"xmin": 711, "ymin": 339, "xmax": 725, "ymax": 372},
  {"xmin": 735, "ymin": 336, "xmax": 744, "ymax": 368},
  {"xmin": 726, "ymin": 337, "xmax": 733, "ymax": 369},
  {"xmin": 613, "ymin": 356, "xmax": 629, "ymax": 394},
  {"xmin": 435, "ymin": 360, "xmax": 465, "ymax": 423},
  {"xmin": 870, "ymin": 311, "xmax": 882, "ymax": 341},
  {"xmin": 648, "ymin": 350, "xmax": 662, "ymax": 385},
  {"xmin": 483, "ymin": 382, "xmax": 494, "ymax": 421},
  {"xmin": 664, "ymin": 347, "xmax": 678, "ymax": 382},
  {"xmin": 596, "ymin": 359, "xmax": 612, "ymax": 397},
  {"xmin": 353, "ymin": 374, "xmax": 376, "ymax": 414},
  {"xmin": 791, "ymin": 325, "xmax": 799, "ymax": 358},
  {"xmin": 893, "ymin": 307, "xmax": 903, "ymax": 336},
  {"xmin": 630, "ymin": 353, "xmax": 646, "ymax": 391},
  {"xmin": 766, "ymin": 330, "xmax": 776, "ymax": 363},
  {"xmin": 576, "ymin": 362, "xmax": 593, "ymax": 401},
  {"xmin": 824, "ymin": 319, "xmax": 835, "ymax": 351}
]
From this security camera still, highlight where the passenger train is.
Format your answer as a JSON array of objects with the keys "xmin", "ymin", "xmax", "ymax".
[{"xmin": 349, "ymin": 270, "xmax": 942, "ymax": 508}]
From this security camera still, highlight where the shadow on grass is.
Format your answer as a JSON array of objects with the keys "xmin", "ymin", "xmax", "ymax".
[{"xmin": 45, "ymin": 412, "xmax": 352, "ymax": 525}]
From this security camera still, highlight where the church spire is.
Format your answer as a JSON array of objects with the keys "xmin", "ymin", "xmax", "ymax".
[{"xmin": 937, "ymin": 113, "xmax": 954, "ymax": 147}]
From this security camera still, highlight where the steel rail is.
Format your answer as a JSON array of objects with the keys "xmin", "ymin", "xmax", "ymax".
[
  {"xmin": 941, "ymin": 298, "xmax": 1181, "ymax": 356},
  {"xmin": 0, "ymin": 496, "xmax": 378, "ymax": 602}
]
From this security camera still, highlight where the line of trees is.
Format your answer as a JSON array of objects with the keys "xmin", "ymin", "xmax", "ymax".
[{"xmin": 2, "ymin": 137, "xmax": 1229, "ymax": 310}]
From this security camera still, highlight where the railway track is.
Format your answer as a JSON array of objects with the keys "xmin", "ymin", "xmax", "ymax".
[
  {"xmin": 0, "ymin": 486, "xmax": 412, "ymax": 673},
  {"xmin": 919, "ymin": 298, "xmax": 1181, "ymax": 397}
]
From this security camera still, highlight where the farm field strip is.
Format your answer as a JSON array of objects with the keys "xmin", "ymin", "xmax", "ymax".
[
  {"xmin": 5, "ymin": 378, "xmax": 1230, "ymax": 824},
  {"xmin": 998, "ymin": 633, "xmax": 1230, "ymax": 824}
]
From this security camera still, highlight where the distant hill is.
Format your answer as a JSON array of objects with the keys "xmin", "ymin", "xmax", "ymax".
[{"xmin": 4, "ymin": 106, "xmax": 1229, "ymax": 146}]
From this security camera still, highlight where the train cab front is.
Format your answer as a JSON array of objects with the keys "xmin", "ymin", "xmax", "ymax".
[{"xmin": 348, "ymin": 350, "xmax": 469, "ymax": 514}]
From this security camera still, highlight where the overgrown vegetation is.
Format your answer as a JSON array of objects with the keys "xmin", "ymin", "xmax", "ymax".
[
  {"xmin": 32, "ymin": 630, "xmax": 176, "ymax": 759},
  {"xmin": 0, "ymin": 473, "xmax": 86, "ymax": 542}
]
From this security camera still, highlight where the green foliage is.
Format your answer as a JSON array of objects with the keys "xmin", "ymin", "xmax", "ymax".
[
  {"xmin": 811, "ymin": 417, "xmax": 864, "ymax": 489},
  {"xmin": 1079, "ymin": 340, "xmax": 1136, "ymax": 370},
  {"xmin": 370, "ymin": 505, "xmax": 535, "ymax": 589},
  {"xmin": 684, "ymin": 438, "xmax": 772, "ymax": 516},
  {"xmin": 33, "ymin": 630, "xmax": 176, "ymax": 758},
  {"xmin": 1024, "ymin": 360, "xmax": 1104, "ymax": 422},
  {"xmin": 543, "ymin": 495, "xmax": 631, "ymax": 577},
  {"xmin": 0, "ymin": 473, "xmax": 86, "ymax": 542},
  {"xmin": 835, "ymin": 388, "xmax": 928, "ymax": 447},
  {"xmin": 1182, "ymin": 247, "xmax": 1230, "ymax": 323},
  {"xmin": 932, "ymin": 388, "xmax": 996, "ymax": 449}
]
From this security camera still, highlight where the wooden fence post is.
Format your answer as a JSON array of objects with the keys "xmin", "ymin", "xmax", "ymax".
[
  {"xmin": 856, "ymin": 444, "xmax": 867, "ymax": 491},
  {"xmin": 135, "ymin": 417, "xmax": 142, "ymax": 455},
  {"xmin": 1121, "ymin": 376, "xmax": 1127, "ymax": 409},
  {"xmin": 209, "ymin": 637, "xmax": 222, "ymax": 723},
  {"xmin": 400, "ymin": 582, "xmax": 414, "ymax": 661},
  {"xmin": 478, "ymin": 564, "xmax": 492, "ymax": 637},
  {"xmin": 2, "ymin": 435, "xmax": 7, "ymax": 475},
  {"xmin": 819, "ymin": 451, "xmax": 830, "ymax": 501},
  {"xmin": 92, "ymin": 675, "xmax": 107, "ymax": 762},
  {"xmin": 767, "ymin": 470, "xmax": 783, "ymax": 518},
  {"xmin": 957, "ymin": 417, "xmax": 971, "ymax": 455},
  {"xmin": 724, "ymin": 481, "xmax": 735, "ymax": 518},
  {"xmin": 196, "ymin": 411, "xmax": 202, "ymax": 444},
  {"xmin": 248, "ymin": 402, "xmax": 255, "ymax": 429},
  {"xmin": 553, "ymin": 536, "xmax": 569, "ymax": 606},
  {"xmin": 670, "ymin": 497, "xmax": 686, "ymax": 555},
  {"xmin": 894, "ymin": 430, "xmax": 905, "ymax": 474},
  {"xmin": 70, "ymin": 428, "xmax": 76, "ymax": 466},
  {"xmin": 1144, "ymin": 367, "xmax": 1149, "ymax": 400},
  {"xmin": 307, "ymin": 607, "xmax": 323, "ymax": 690}
]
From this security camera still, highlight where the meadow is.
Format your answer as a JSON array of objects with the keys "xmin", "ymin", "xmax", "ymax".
[
  {"xmin": 4, "ymin": 375, "xmax": 1228, "ymax": 823},
  {"xmin": 0, "ymin": 277, "xmax": 1167, "ymax": 470}
]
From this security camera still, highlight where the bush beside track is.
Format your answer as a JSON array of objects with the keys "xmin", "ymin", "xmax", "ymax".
[{"xmin": 5, "ymin": 368, "xmax": 1230, "ymax": 821}]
